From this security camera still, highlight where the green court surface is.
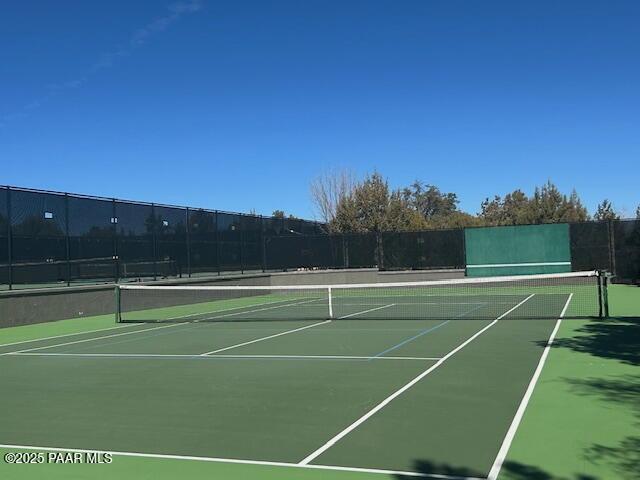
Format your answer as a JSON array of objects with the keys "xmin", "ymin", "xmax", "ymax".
[{"xmin": 1, "ymin": 284, "xmax": 637, "ymax": 480}]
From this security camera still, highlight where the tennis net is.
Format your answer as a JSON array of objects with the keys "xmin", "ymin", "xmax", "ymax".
[{"xmin": 115, "ymin": 270, "xmax": 607, "ymax": 323}]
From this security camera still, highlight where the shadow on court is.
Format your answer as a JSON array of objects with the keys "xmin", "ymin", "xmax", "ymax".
[
  {"xmin": 391, "ymin": 459, "xmax": 599, "ymax": 480},
  {"xmin": 567, "ymin": 374, "xmax": 640, "ymax": 480},
  {"xmin": 547, "ymin": 316, "xmax": 640, "ymax": 366},
  {"xmin": 393, "ymin": 459, "xmax": 599, "ymax": 480},
  {"xmin": 391, "ymin": 459, "xmax": 481, "ymax": 480}
]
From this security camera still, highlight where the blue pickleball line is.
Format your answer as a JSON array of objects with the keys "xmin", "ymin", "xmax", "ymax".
[{"xmin": 369, "ymin": 303, "xmax": 487, "ymax": 360}]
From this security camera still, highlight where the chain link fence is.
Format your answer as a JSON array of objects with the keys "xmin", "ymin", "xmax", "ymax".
[{"xmin": 1, "ymin": 186, "xmax": 638, "ymax": 289}]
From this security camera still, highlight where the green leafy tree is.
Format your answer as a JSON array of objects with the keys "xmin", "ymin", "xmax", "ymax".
[
  {"xmin": 480, "ymin": 182, "xmax": 588, "ymax": 226},
  {"xmin": 480, "ymin": 190, "xmax": 532, "ymax": 226},
  {"xmin": 330, "ymin": 172, "xmax": 428, "ymax": 233},
  {"xmin": 352, "ymin": 171, "xmax": 392, "ymax": 232},
  {"xmin": 402, "ymin": 181, "xmax": 458, "ymax": 218},
  {"xmin": 594, "ymin": 199, "xmax": 619, "ymax": 221}
]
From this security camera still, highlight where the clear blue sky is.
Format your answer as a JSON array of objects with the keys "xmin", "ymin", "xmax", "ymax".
[{"xmin": 1, "ymin": 1, "xmax": 638, "ymax": 219}]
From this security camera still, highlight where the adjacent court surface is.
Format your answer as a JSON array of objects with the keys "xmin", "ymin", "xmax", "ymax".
[{"xmin": 0, "ymin": 286, "xmax": 576, "ymax": 480}]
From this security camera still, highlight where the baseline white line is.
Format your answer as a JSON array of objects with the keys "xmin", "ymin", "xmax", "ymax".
[
  {"xmin": 0, "ymin": 443, "xmax": 482, "ymax": 480},
  {"xmin": 487, "ymin": 293, "xmax": 573, "ymax": 480},
  {"xmin": 8, "ymin": 352, "xmax": 441, "ymax": 361},
  {"xmin": 5, "ymin": 322, "xmax": 187, "ymax": 355},
  {"xmin": 338, "ymin": 304, "xmax": 395, "ymax": 319},
  {"xmin": 0, "ymin": 322, "xmax": 144, "ymax": 349},
  {"xmin": 200, "ymin": 319, "xmax": 332, "ymax": 356},
  {"xmin": 298, "ymin": 294, "xmax": 536, "ymax": 465}
]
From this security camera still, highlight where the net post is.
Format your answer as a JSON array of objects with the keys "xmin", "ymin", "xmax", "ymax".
[
  {"xmin": 597, "ymin": 271, "xmax": 603, "ymax": 318},
  {"xmin": 327, "ymin": 286, "xmax": 334, "ymax": 319},
  {"xmin": 602, "ymin": 272, "xmax": 610, "ymax": 318},
  {"xmin": 114, "ymin": 285, "xmax": 121, "ymax": 323}
]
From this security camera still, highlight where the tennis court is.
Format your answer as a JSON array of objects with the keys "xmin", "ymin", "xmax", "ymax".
[{"xmin": 0, "ymin": 272, "xmax": 607, "ymax": 479}]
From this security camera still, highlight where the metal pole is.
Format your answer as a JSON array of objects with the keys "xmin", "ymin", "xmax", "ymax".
[
  {"xmin": 603, "ymin": 273, "xmax": 610, "ymax": 318},
  {"xmin": 6, "ymin": 187, "xmax": 12, "ymax": 290},
  {"xmin": 151, "ymin": 203, "xmax": 157, "ymax": 281},
  {"xmin": 65, "ymin": 193, "xmax": 70, "ymax": 286},
  {"xmin": 261, "ymin": 216, "xmax": 266, "ymax": 273},
  {"xmin": 186, "ymin": 207, "xmax": 191, "ymax": 278},
  {"xmin": 112, "ymin": 199, "xmax": 119, "ymax": 283},
  {"xmin": 215, "ymin": 211, "xmax": 220, "ymax": 276},
  {"xmin": 461, "ymin": 227, "xmax": 467, "ymax": 274},
  {"xmin": 608, "ymin": 220, "xmax": 616, "ymax": 276},
  {"xmin": 597, "ymin": 272, "xmax": 603, "ymax": 319},
  {"xmin": 240, "ymin": 216, "xmax": 244, "ymax": 274},
  {"xmin": 114, "ymin": 285, "xmax": 121, "ymax": 323}
]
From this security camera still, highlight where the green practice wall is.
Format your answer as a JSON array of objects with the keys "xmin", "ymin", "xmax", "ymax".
[{"xmin": 465, "ymin": 223, "xmax": 571, "ymax": 277}]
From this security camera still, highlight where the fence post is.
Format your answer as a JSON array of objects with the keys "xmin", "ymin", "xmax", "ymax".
[
  {"xmin": 215, "ymin": 211, "xmax": 220, "ymax": 276},
  {"xmin": 261, "ymin": 216, "xmax": 266, "ymax": 273},
  {"xmin": 376, "ymin": 231, "xmax": 385, "ymax": 270},
  {"xmin": 240, "ymin": 216, "xmax": 244, "ymax": 274},
  {"xmin": 186, "ymin": 207, "xmax": 191, "ymax": 278},
  {"xmin": 112, "ymin": 199, "xmax": 119, "ymax": 283},
  {"xmin": 343, "ymin": 235, "xmax": 348, "ymax": 269},
  {"xmin": 608, "ymin": 220, "xmax": 616, "ymax": 276},
  {"xmin": 461, "ymin": 227, "xmax": 467, "ymax": 274},
  {"xmin": 64, "ymin": 193, "xmax": 70, "ymax": 286},
  {"xmin": 151, "ymin": 203, "xmax": 157, "ymax": 281},
  {"xmin": 6, "ymin": 187, "xmax": 12, "ymax": 290}
]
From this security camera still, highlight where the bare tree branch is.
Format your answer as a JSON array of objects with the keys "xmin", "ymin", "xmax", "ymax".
[{"xmin": 310, "ymin": 168, "xmax": 356, "ymax": 227}]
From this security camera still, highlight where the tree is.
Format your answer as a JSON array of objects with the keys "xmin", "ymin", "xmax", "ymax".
[
  {"xmin": 480, "ymin": 182, "xmax": 588, "ymax": 226},
  {"xmin": 310, "ymin": 168, "xmax": 356, "ymax": 227},
  {"xmin": 401, "ymin": 181, "xmax": 458, "ymax": 219},
  {"xmin": 636, "ymin": 205, "xmax": 640, "ymax": 219},
  {"xmin": 329, "ymin": 171, "xmax": 428, "ymax": 233},
  {"xmin": 480, "ymin": 190, "xmax": 532, "ymax": 226},
  {"xmin": 594, "ymin": 199, "xmax": 619, "ymax": 221},
  {"xmin": 272, "ymin": 210, "xmax": 285, "ymax": 219},
  {"xmin": 352, "ymin": 171, "xmax": 392, "ymax": 232}
]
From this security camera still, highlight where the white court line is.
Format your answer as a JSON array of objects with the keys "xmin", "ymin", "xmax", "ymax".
[
  {"xmin": 8, "ymin": 299, "xmax": 324, "ymax": 356},
  {"xmin": 298, "ymin": 294, "xmax": 536, "ymax": 465},
  {"xmin": 0, "ymin": 322, "xmax": 142, "ymax": 349},
  {"xmin": 467, "ymin": 261, "xmax": 571, "ymax": 268},
  {"xmin": 338, "ymin": 304, "xmax": 395, "ymax": 319},
  {"xmin": 8, "ymin": 352, "xmax": 441, "ymax": 361},
  {"xmin": 166, "ymin": 297, "xmax": 325, "ymax": 321},
  {"xmin": 0, "ymin": 443, "xmax": 483, "ymax": 480},
  {"xmin": 200, "ymin": 319, "xmax": 332, "ymax": 356},
  {"xmin": 487, "ymin": 293, "xmax": 573, "ymax": 480},
  {"xmin": 4, "ymin": 322, "xmax": 188, "ymax": 355},
  {"xmin": 196, "ymin": 298, "xmax": 322, "ymax": 321}
]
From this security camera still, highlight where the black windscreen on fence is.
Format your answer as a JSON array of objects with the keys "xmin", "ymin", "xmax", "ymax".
[
  {"xmin": 188, "ymin": 209, "xmax": 218, "ymax": 275},
  {"xmin": 241, "ymin": 215, "xmax": 263, "ymax": 271},
  {"xmin": 9, "ymin": 189, "xmax": 67, "ymax": 285},
  {"xmin": 0, "ymin": 187, "xmax": 8, "ymax": 285},
  {"xmin": 613, "ymin": 219, "xmax": 640, "ymax": 283},
  {"xmin": 382, "ymin": 230, "xmax": 465, "ymax": 270},
  {"xmin": 265, "ymin": 235, "xmax": 344, "ymax": 270},
  {"xmin": 155, "ymin": 205, "xmax": 187, "ymax": 277},
  {"xmin": 217, "ymin": 213, "xmax": 242, "ymax": 271},
  {"xmin": 68, "ymin": 196, "xmax": 116, "ymax": 281},
  {"xmin": 569, "ymin": 221, "xmax": 612, "ymax": 273},
  {"xmin": 1, "ymin": 186, "xmax": 638, "ymax": 290}
]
